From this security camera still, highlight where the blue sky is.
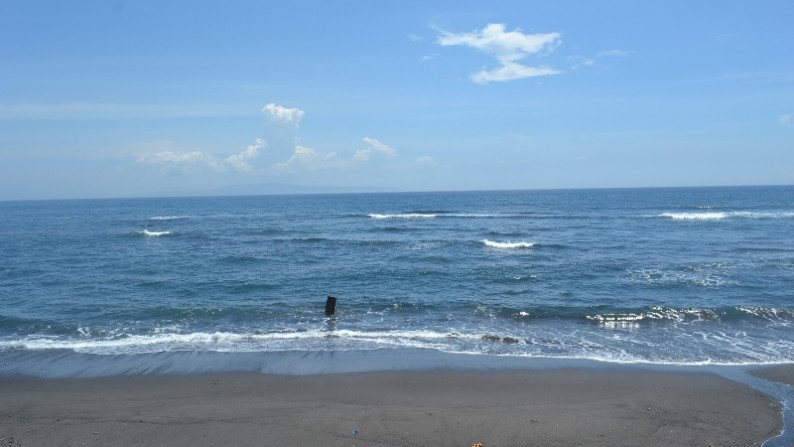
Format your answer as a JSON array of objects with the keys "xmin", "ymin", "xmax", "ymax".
[{"xmin": 1, "ymin": 0, "xmax": 793, "ymax": 200}]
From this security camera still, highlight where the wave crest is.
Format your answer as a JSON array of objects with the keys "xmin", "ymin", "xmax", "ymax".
[
  {"xmin": 148, "ymin": 215, "xmax": 190, "ymax": 221},
  {"xmin": 134, "ymin": 229, "xmax": 175, "ymax": 238},
  {"xmin": 369, "ymin": 213, "xmax": 437, "ymax": 219},
  {"xmin": 658, "ymin": 211, "xmax": 794, "ymax": 221},
  {"xmin": 482, "ymin": 239, "xmax": 536, "ymax": 249}
]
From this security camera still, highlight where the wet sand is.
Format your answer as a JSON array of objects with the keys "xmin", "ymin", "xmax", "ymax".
[
  {"xmin": 754, "ymin": 364, "xmax": 794, "ymax": 387},
  {"xmin": 0, "ymin": 369, "xmax": 782, "ymax": 447}
]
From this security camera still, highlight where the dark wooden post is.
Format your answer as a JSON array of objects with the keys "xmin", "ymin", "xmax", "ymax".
[{"xmin": 325, "ymin": 296, "xmax": 337, "ymax": 315}]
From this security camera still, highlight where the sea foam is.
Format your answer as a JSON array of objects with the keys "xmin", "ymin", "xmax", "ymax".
[
  {"xmin": 137, "ymin": 229, "xmax": 174, "ymax": 237},
  {"xmin": 659, "ymin": 211, "xmax": 794, "ymax": 220},
  {"xmin": 369, "ymin": 213, "xmax": 437, "ymax": 219},
  {"xmin": 148, "ymin": 215, "xmax": 190, "ymax": 221},
  {"xmin": 482, "ymin": 239, "xmax": 536, "ymax": 249}
]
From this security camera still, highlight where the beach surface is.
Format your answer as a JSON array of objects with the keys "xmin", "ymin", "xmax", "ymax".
[
  {"xmin": 755, "ymin": 364, "xmax": 794, "ymax": 387},
  {"xmin": 0, "ymin": 369, "xmax": 782, "ymax": 447}
]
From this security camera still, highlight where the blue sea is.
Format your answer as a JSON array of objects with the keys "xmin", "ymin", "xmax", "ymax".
[{"xmin": 1, "ymin": 186, "xmax": 793, "ymax": 377}]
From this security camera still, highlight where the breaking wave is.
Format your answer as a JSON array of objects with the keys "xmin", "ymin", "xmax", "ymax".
[
  {"xmin": 148, "ymin": 215, "xmax": 190, "ymax": 221},
  {"xmin": 482, "ymin": 239, "xmax": 536, "ymax": 249},
  {"xmin": 134, "ymin": 229, "xmax": 175, "ymax": 238},
  {"xmin": 658, "ymin": 211, "xmax": 794, "ymax": 221},
  {"xmin": 369, "ymin": 213, "xmax": 437, "ymax": 219}
]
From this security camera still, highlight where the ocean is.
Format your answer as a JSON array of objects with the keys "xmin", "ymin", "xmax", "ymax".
[{"xmin": 1, "ymin": 186, "xmax": 793, "ymax": 377}]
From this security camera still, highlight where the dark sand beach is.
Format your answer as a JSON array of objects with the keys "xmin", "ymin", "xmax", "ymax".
[{"xmin": 0, "ymin": 368, "xmax": 784, "ymax": 447}]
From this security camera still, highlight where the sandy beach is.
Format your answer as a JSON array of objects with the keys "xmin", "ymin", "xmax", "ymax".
[{"xmin": 0, "ymin": 368, "xmax": 783, "ymax": 447}]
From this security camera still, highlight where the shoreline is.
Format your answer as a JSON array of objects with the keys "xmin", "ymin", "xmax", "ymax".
[
  {"xmin": 3, "ymin": 347, "xmax": 794, "ymax": 378},
  {"xmin": 1, "ymin": 366, "xmax": 789, "ymax": 447}
]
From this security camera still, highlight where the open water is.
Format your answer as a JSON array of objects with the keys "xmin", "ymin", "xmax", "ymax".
[{"xmin": 1, "ymin": 186, "xmax": 793, "ymax": 376}]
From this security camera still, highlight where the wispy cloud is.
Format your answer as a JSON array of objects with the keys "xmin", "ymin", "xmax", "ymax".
[
  {"xmin": 597, "ymin": 49, "xmax": 631, "ymax": 58},
  {"xmin": 568, "ymin": 54, "xmax": 595, "ymax": 70},
  {"xmin": 780, "ymin": 113, "xmax": 793, "ymax": 127},
  {"xmin": 136, "ymin": 144, "xmax": 222, "ymax": 174},
  {"xmin": 437, "ymin": 23, "xmax": 561, "ymax": 84}
]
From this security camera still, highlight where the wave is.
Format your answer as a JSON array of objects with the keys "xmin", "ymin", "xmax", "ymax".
[
  {"xmin": 148, "ymin": 215, "xmax": 190, "ymax": 221},
  {"xmin": 2, "ymin": 315, "xmax": 792, "ymax": 365},
  {"xmin": 369, "ymin": 213, "xmax": 437, "ymax": 219},
  {"xmin": 586, "ymin": 305, "xmax": 794, "ymax": 326},
  {"xmin": 0, "ymin": 329, "xmax": 481, "ymax": 355},
  {"xmin": 482, "ymin": 239, "xmax": 536, "ymax": 249},
  {"xmin": 133, "ymin": 229, "xmax": 175, "ymax": 238},
  {"xmin": 624, "ymin": 265, "xmax": 737, "ymax": 288},
  {"xmin": 658, "ymin": 211, "xmax": 794, "ymax": 221},
  {"xmin": 369, "ymin": 212, "xmax": 517, "ymax": 220}
]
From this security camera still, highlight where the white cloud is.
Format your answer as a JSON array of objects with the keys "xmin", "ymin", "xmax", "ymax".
[
  {"xmin": 262, "ymin": 103, "xmax": 305, "ymax": 127},
  {"xmin": 137, "ymin": 150, "xmax": 222, "ymax": 174},
  {"xmin": 224, "ymin": 138, "xmax": 265, "ymax": 172},
  {"xmin": 137, "ymin": 138, "xmax": 266, "ymax": 174},
  {"xmin": 273, "ymin": 137, "xmax": 396, "ymax": 173},
  {"xmin": 597, "ymin": 49, "xmax": 630, "ymax": 58},
  {"xmin": 136, "ymin": 105, "xmax": 398, "ymax": 178},
  {"xmin": 780, "ymin": 113, "xmax": 793, "ymax": 127},
  {"xmin": 273, "ymin": 146, "xmax": 337, "ymax": 173},
  {"xmin": 473, "ymin": 62, "xmax": 560, "ymax": 83},
  {"xmin": 568, "ymin": 54, "xmax": 595, "ymax": 69},
  {"xmin": 354, "ymin": 137, "xmax": 396, "ymax": 161},
  {"xmin": 438, "ymin": 23, "xmax": 562, "ymax": 83}
]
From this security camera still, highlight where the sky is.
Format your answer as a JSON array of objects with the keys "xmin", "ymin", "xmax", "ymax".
[{"xmin": 1, "ymin": 0, "xmax": 793, "ymax": 200}]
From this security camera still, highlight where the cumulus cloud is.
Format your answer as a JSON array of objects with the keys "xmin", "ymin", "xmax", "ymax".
[
  {"xmin": 137, "ymin": 138, "xmax": 265, "ymax": 174},
  {"xmin": 354, "ymin": 137, "xmax": 396, "ymax": 161},
  {"xmin": 438, "ymin": 23, "xmax": 561, "ymax": 83},
  {"xmin": 780, "ymin": 113, "xmax": 793, "ymax": 127},
  {"xmin": 262, "ymin": 103, "xmax": 304, "ymax": 127},
  {"xmin": 272, "ymin": 146, "xmax": 338, "ymax": 173},
  {"xmin": 136, "ymin": 104, "xmax": 398, "ymax": 178},
  {"xmin": 224, "ymin": 138, "xmax": 265, "ymax": 172}
]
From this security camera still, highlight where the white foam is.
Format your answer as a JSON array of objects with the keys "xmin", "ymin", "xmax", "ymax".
[
  {"xmin": 482, "ymin": 239, "xmax": 536, "ymax": 249},
  {"xmin": 369, "ymin": 213, "xmax": 437, "ymax": 219},
  {"xmin": 139, "ymin": 229, "xmax": 174, "ymax": 237},
  {"xmin": 626, "ymin": 267, "xmax": 736, "ymax": 287},
  {"xmin": 0, "ymin": 329, "xmax": 481, "ymax": 355},
  {"xmin": 658, "ymin": 212, "xmax": 729, "ymax": 220},
  {"xmin": 658, "ymin": 211, "xmax": 794, "ymax": 221},
  {"xmin": 148, "ymin": 215, "xmax": 190, "ymax": 221}
]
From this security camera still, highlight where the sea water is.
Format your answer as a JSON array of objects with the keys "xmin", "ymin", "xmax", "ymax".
[{"xmin": 1, "ymin": 186, "xmax": 793, "ymax": 376}]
